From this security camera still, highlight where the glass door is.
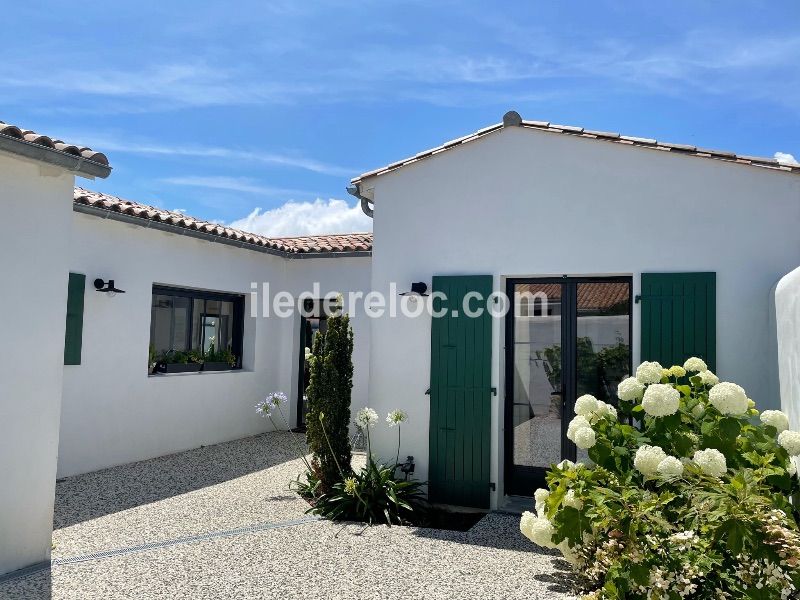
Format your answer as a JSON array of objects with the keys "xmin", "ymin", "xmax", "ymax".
[{"xmin": 505, "ymin": 277, "xmax": 631, "ymax": 496}]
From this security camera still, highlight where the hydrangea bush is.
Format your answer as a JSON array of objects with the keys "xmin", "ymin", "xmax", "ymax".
[{"xmin": 520, "ymin": 358, "xmax": 800, "ymax": 599}]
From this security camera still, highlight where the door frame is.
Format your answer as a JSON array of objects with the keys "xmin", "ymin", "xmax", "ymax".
[{"xmin": 504, "ymin": 276, "xmax": 633, "ymax": 496}]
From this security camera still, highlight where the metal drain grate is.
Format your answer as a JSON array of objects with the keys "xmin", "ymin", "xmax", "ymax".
[{"xmin": 0, "ymin": 516, "xmax": 319, "ymax": 584}]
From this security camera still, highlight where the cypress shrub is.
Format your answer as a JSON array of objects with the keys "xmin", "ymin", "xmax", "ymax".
[{"xmin": 305, "ymin": 310, "xmax": 354, "ymax": 490}]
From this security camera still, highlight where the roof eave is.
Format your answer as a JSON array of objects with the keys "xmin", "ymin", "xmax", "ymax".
[
  {"xmin": 72, "ymin": 202, "xmax": 371, "ymax": 259},
  {"xmin": 0, "ymin": 134, "xmax": 111, "ymax": 179}
]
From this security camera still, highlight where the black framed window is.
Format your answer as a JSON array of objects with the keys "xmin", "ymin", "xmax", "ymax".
[{"xmin": 150, "ymin": 285, "xmax": 244, "ymax": 370}]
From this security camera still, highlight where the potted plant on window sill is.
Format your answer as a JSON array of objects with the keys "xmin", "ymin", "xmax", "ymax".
[
  {"xmin": 202, "ymin": 343, "xmax": 237, "ymax": 372},
  {"xmin": 154, "ymin": 349, "xmax": 203, "ymax": 374}
]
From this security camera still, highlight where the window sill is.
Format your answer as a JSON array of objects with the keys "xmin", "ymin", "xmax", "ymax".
[{"xmin": 148, "ymin": 369, "xmax": 248, "ymax": 378}]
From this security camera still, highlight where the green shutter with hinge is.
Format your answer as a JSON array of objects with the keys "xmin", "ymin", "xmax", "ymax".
[
  {"xmin": 640, "ymin": 272, "xmax": 716, "ymax": 371},
  {"xmin": 429, "ymin": 275, "xmax": 493, "ymax": 508},
  {"xmin": 64, "ymin": 273, "xmax": 86, "ymax": 365}
]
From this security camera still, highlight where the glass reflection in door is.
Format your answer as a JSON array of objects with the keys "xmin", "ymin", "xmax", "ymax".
[{"xmin": 508, "ymin": 283, "xmax": 564, "ymax": 494}]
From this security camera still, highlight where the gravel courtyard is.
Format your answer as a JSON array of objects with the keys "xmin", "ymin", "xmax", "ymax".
[{"xmin": 0, "ymin": 432, "xmax": 574, "ymax": 599}]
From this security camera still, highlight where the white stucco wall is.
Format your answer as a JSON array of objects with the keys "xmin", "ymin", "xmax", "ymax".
[
  {"xmin": 363, "ymin": 125, "xmax": 800, "ymax": 506},
  {"xmin": 0, "ymin": 153, "xmax": 75, "ymax": 575},
  {"xmin": 776, "ymin": 266, "xmax": 800, "ymax": 432},
  {"xmin": 58, "ymin": 212, "xmax": 371, "ymax": 477}
]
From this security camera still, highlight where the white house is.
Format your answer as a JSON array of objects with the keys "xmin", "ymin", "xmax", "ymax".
[
  {"xmin": 349, "ymin": 111, "xmax": 800, "ymax": 508},
  {"xmin": 1, "ymin": 111, "xmax": 799, "ymax": 576}
]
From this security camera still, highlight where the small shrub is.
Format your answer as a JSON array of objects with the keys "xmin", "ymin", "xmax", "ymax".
[
  {"xmin": 305, "ymin": 308, "xmax": 354, "ymax": 490},
  {"xmin": 520, "ymin": 358, "xmax": 800, "ymax": 600}
]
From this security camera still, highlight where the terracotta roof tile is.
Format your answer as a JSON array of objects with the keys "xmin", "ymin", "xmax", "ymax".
[
  {"xmin": 516, "ymin": 282, "xmax": 630, "ymax": 311},
  {"xmin": 73, "ymin": 188, "xmax": 372, "ymax": 256},
  {"xmin": 1, "ymin": 119, "xmax": 109, "ymax": 166},
  {"xmin": 351, "ymin": 111, "xmax": 800, "ymax": 183}
]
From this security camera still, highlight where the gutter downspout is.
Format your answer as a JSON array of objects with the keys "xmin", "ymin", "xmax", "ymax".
[{"xmin": 347, "ymin": 183, "xmax": 374, "ymax": 218}]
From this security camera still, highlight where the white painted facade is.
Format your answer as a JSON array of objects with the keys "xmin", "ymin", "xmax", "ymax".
[
  {"xmin": 0, "ymin": 153, "xmax": 75, "ymax": 575},
  {"xmin": 776, "ymin": 266, "xmax": 800, "ymax": 433},
  {"xmin": 3, "ymin": 114, "xmax": 800, "ymax": 576},
  {"xmin": 58, "ymin": 212, "xmax": 371, "ymax": 477},
  {"xmin": 361, "ymin": 125, "xmax": 800, "ymax": 507}
]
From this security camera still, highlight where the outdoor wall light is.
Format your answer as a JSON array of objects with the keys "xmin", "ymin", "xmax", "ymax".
[
  {"xmin": 94, "ymin": 278, "xmax": 126, "ymax": 296},
  {"xmin": 399, "ymin": 282, "xmax": 429, "ymax": 297}
]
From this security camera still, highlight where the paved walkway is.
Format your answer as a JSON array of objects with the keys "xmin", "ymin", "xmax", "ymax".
[{"xmin": 0, "ymin": 432, "xmax": 573, "ymax": 599}]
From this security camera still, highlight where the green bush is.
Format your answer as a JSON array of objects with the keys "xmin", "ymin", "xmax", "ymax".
[
  {"xmin": 305, "ymin": 309, "xmax": 354, "ymax": 490},
  {"xmin": 520, "ymin": 358, "xmax": 800, "ymax": 600}
]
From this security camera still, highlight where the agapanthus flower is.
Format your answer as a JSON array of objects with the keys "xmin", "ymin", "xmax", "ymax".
[
  {"xmin": 636, "ymin": 361, "xmax": 664, "ymax": 384},
  {"xmin": 760, "ymin": 410, "xmax": 790, "ymax": 433},
  {"xmin": 778, "ymin": 430, "xmax": 800, "ymax": 456},
  {"xmin": 683, "ymin": 357, "xmax": 708, "ymax": 372},
  {"xmin": 520, "ymin": 511, "xmax": 556, "ymax": 548},
  {"xmin": 255, "ymin": 399, "xmax": 273, "ymax": 418},
  {"xmin": 641, "ymin": 384, "xmax": 680, "ymax": 417},
  {"xmin": 386, "ymin": 409, "xmax": 408, "ymax": 427},
  {"xmin": 708, "ymin": 382, "xmax": 748, "ymax": 415},
  {"xmin": 693, "ymin": 448, "xmax": 727, "ymax": 477},
  {"xmin": 634, "ymin": 445, "xmax": 667, "ymax": 476},
  {"xmin": 355, "ymin": 407, "xmax": 379, "ymax": 428},
  {"xmin": 574, "ymin": 394, "xmax": 599, "ymax": 416},
  {"xmin": 266, "ymin": 391, "xmax": 288, "ymax": 408},
  {"xmin": 617, "ymin": 376, "xmax": 645, "ymax": 401},
  {"xmin": 344, "ymin": 477, "xmax": 358, "ymax": 496}
]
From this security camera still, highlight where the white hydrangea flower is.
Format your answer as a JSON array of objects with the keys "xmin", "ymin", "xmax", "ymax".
[
  {"xmin": 708, "ymin": 382, "xmax": 748, "ymax": 415},
  {"xmin": 641, "ymin": 384, "xmax": 680, "ymax": 417},
  {"xmin": 634, "ymin": 445, "xmax": 667, "ymax": 476},
  {"xmin": 693, "ymin": 448, "xmax": 727, "ymax": 477},
  {"xmin": 563, "ymin": 489, "xmax": 583, "ymax": 510},
  {"xmin": 557, "ymin": 539, "xmax": 581, "ymax": 566},
  {"xmin": 788, "ymin": 459, "xmax": 797, "ymax": 477},
  {"xmin": 683, "ymin": 357, "xmax": 708, "ymax": 372},
  {"xmin": 354, "ymin": 407, "xmax": 379, "ymax": 428},
  {"xmin": 593, "ymin": 401, "xmax": 618, "ymax": 422},
  {"xmin": 657, "ymin": 456, "xmax": 684, "ymax": 479},
  {"xmin": 520, "ymin": 511, "xmax": 556, "ymax": 548},
  {"xmin": 556, "ymin": 459, "xmax": 575, "ymax": 470},
  {"xmin": 760, "ymin": 410, "xmax": 789, "ymax": 434},
  {"xmin": 778, "ymin": 430, "xmax": 800, "ymax": 456},
  {"xmin": 636, "ymin": 361, "xmax": 664, "ymax": 384},
  {"xmin": 534, "ymin": 488, "xmax": 549, "ymax": 516},
  {"xmin": 574, "ymin": 427, "xmax": 596, "ymax": 450},
  {"xmin": 690, "ymin": 403, "xmax": 705, "ymax": 418},
  {"xmin": 668, "ymin": 365, "xmax": 686, "ymax": 378},
  {"xmin": 567, "ymin": 415, "xmax": 591, "ymax": 442},
  {"xmin": 697, "ymin": 370, "xmax": 719, "ymax": 387},
  {"xmin": 617, "ymin": 376, "xmax": 645, "ymax": 401},
  {"xmin": 574, "ymin": 394, "xmax": 599, "ymax": 416}
]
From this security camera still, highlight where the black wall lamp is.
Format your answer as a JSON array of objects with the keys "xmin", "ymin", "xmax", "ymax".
[
  {"xmin": 94, "ymin": 279, "xmax": 126, "ymax": 296},
  {"xmin": 399, "ymin": 282, "xmax": 429, "ymax": 297}
]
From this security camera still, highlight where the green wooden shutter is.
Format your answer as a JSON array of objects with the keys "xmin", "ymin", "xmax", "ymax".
[
  {"xmin": 429, "ymin": 275, "xmax": 493, "ymax": 508},
  {"xmin": 640, "ymin": 272, "xmax": 716, "ymax": 371},
  {"xmin": 64, "ymin": 273, "xmax": 86, "ymax": 365}
]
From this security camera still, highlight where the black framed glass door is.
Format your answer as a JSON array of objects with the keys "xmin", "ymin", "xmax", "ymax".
[{"xmin": 505, "ymin": 277, "xmax": 632, "ymax": 496}]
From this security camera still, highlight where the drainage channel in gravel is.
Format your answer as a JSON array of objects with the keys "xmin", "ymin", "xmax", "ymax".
[{"xmin": 0, "ymin": 515, "xmax": 320, "ymax": 585}]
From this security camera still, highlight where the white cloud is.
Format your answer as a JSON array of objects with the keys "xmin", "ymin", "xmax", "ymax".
[
  {"xmin": 229, "ymin": 198, "xmax": 372, "ymax": 237},
  {"xmin": 160, "ymin": 175, "xmax": 315, "ymax": 197},
  {"xmin": 775, "ymin": 151, "xmax": 798, "ymax": 165}
]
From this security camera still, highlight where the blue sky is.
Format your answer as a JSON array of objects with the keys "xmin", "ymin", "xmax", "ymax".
[{"xmin": 3, "ymin": 1, "xmax": 799, "ymax": 236}]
